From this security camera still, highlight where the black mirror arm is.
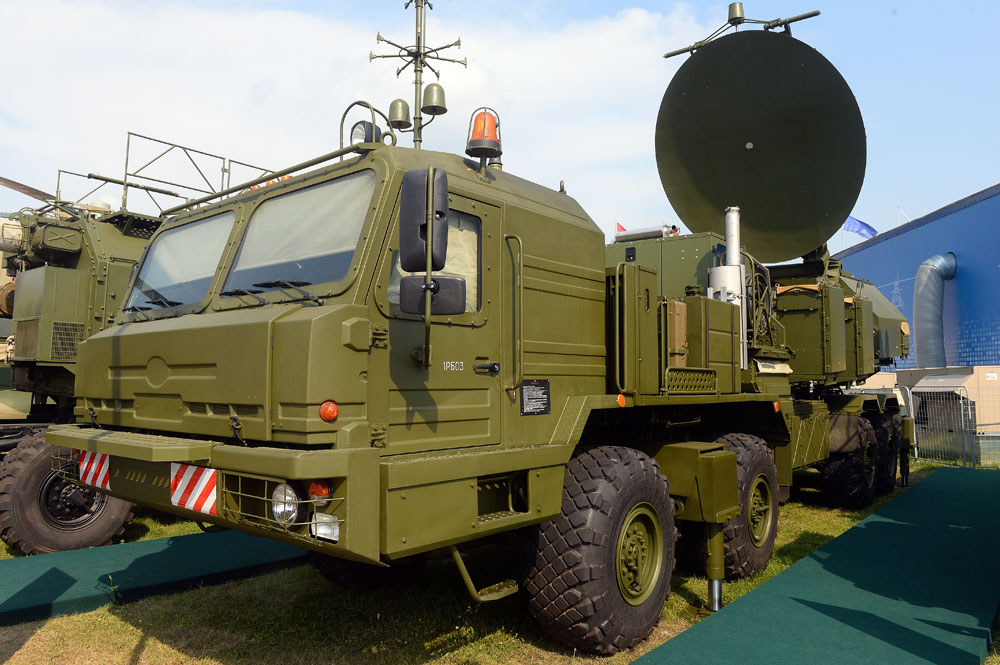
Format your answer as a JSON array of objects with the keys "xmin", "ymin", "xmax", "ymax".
[{"xmin": 420, "ymin": 166, "xmax": 437, "ymax": 367}]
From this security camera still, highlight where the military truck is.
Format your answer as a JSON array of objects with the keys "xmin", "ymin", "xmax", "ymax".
[
  {"xmin": 44, "ymin": 9, "xmax": 911, "ymax": 655},
  {"xmin": 0, "ymin": 201, "xmax": 158, "ymax": 554},
  {"xmin": 0, "ymin": 136, "xmax": 271, "ymax": 555}
]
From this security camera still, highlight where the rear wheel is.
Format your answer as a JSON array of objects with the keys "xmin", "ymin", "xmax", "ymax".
[
  {"xmin": 524, "ymin": 446, "xmax": 675, "ymax": 655},
  {"xmin": 822, "ymin": 417, "xmax": 877, "ymax": 509},
  {"xmin": 676, "ymin": 434, "xmax": 778, "ymax": 580},
  {"xmin": 870, "ymin": 412, "xmax": 899, "ymax": 495},
  {"xmin": 716, "ymin": 433, "xmax": 778, "ymax": 579},
  {"xmin": 0, "ymin": 431, "xmax": 133, "ymax": 555}
]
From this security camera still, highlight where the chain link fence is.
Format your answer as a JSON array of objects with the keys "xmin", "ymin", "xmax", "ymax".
[{"xmin": 905, "ymin": 384, "xmax": 1000, "ymax": 468}]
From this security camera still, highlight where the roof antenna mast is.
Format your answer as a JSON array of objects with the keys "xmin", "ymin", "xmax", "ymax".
[
  {"xmin": 663, "ymin": 3, "xmax": 820, "ymax": 59},
  {"xmin": 370, "ymin": 0, "xmax": 467, "ymax": 149}
]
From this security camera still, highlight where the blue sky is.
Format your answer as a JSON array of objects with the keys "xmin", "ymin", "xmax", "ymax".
[{"xmin": 0, "ymin": 1, "xmax": 996, "ymax": 250}]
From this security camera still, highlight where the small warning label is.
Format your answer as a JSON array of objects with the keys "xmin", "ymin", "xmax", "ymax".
[{"xmin": 520, "ymin": 379, "xmax": 551, "ymax": 416}]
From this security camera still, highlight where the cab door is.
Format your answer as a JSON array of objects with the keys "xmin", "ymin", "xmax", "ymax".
[{"xmin": 372, "ymin": 192, "xmax": 502, "ymax": 455}]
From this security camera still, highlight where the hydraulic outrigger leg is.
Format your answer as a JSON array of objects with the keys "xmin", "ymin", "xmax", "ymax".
[{"xmin": 707, "ymin": 522, "xmax": 725, "ymax": 611}]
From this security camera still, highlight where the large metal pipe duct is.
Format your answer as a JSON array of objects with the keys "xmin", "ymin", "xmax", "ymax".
[{"xmin": 913, "ymin": 252, "xmax": 957, "ymax": 368}]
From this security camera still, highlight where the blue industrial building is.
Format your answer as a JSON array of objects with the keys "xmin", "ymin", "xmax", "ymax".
[{"xmin": 835, "ymin": 183, "xmax": 1000, "ymax": 369}]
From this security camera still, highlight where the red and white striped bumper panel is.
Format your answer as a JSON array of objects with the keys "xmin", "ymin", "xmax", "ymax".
[
  {"xmin": 170, "ymin": 463, "xmax": 218, "ymax": 516},
  {"xmin": 79, "ymin": 450, "xmax": 111, "ymax": 490}
]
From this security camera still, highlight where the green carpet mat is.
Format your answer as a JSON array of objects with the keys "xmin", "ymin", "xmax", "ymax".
[
  {"xmin": 637, "ymin": 468, "xmax": 1000, "ymax": 665},
  {"xmin": 0, "ymin": 530, "xmax": 306, "ymax": 625}
]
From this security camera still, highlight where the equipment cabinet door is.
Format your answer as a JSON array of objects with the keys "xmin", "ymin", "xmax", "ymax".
[{"xmin": 372, "ymin": 194, "xmax": 502, "ymax": 455}]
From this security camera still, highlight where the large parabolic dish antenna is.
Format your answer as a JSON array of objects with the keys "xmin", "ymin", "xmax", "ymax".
[{"xmin": 655, "ymin": 30, "xmax": 866, "ymax": 263}]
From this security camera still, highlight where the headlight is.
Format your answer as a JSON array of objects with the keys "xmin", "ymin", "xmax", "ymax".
[
  {"xmin": 311, "ymin": 512, "xmax": 341, "ymax": 543},
  {"xmin": 270, "ymin": 483, "xmax": 299, "ymax": 524}
]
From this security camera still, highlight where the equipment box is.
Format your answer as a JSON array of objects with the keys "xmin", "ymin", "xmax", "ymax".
[{"xmin": 775, "ymin": 284, "xmax": 846, "ymax": 380}]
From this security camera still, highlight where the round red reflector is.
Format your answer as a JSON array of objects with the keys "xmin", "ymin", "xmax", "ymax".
[
  {"xmin": 320, "ymin": 401, "xmax": 339, "ymax": 422},
  {"xmin": 773, "ymin": 401, "xmax": 781, "ymax": 413},
  {"xmin": 617, "ymin": 394, "xmax": 626, "ymax": 408},
  {"xmin": 308, "ymin": 480, "xmax": 330, "ymax": 497}
]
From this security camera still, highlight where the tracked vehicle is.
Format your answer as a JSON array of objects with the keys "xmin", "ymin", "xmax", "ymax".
[
  {"xmin": 46, "ymin": 4, "xmax": 911, "ymax": 654},
  {"xmin": 0, "ymin": 136, "xmax": 271, "ymax": 555}
]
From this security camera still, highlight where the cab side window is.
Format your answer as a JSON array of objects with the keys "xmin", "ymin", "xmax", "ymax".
[{"xmin": 387, "ymin": 209, "xmax": 481, "ymax": 313}]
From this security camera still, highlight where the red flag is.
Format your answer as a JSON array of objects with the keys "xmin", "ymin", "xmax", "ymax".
[{"xmin": 615, "ymin": 222, "xmax": 626, "ymax": 233}]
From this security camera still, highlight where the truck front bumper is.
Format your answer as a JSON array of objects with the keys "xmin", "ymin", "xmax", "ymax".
[{"xmin": 46, "ymin": 424, "xmax": 380, "ymax": 563}]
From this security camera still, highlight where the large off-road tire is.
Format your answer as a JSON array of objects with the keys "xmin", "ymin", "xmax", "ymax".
[
  {"xmin": 821, "ymin": 417, "xmax": 877, "ymax": 509},
  {"xmin": 715, "ymin": 433, "xmax": 778, "ymax": 579},
  {"xmin": 0, "ymin": 432, "xmax": 133, "ymax": 555},
  {"xmin": 675, "ymin": 434, "xmax": 778, "ymax": 580},
  {"xmin": 524, "ymin": 446, "xmax": 675, "ymax": 655},
  {"xmin": 869, "ymin": 412, "xmax": 899, "ymax": 495},
  {"xmin": 308, "ymin": 551, "xmax": 426, "ymax": 589}
]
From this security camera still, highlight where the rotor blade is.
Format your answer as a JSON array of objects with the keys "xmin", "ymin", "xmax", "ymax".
[{"xmin": 0, "ymin": 176, "xmax": 54, "ymax": 202}]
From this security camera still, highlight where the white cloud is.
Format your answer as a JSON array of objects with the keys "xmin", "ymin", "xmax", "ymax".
[{"xmin": 0, "ymin": 1, "xmax": 712, "ymax": 238}]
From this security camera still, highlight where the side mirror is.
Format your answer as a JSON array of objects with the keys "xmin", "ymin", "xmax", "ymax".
[
  {"xmin": 399, "ymin": 168, "xmax": 448, "ymax": 272},
  {"xmin": 399, "ymin": 275, "xmax": 466, "ymax": 315}
]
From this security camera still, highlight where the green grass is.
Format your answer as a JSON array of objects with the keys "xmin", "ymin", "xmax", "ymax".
[
  {"xmin": 2, "ymin": 462, "xmax": 968, "ymax": 665},
  {"xmin": 988, "ymin": 611, "xmax": 1000, "ymax": 665}
]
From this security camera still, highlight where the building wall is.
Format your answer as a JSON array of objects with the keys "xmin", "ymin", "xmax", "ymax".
[{"xmin": 835, "ymin": 184, "xmax": 1000, "ymax": 369}]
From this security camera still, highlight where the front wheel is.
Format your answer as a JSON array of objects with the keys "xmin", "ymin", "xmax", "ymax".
[
  {"xmin": 0, "ymin": 431, "xmax": 133, "ymax": 555},
  {"xmin": 525, "ymin": 446, "xmax": 675, "ymax": 655}
]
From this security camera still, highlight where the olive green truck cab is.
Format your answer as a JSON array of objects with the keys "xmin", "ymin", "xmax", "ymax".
[
  {"xmin": 46, "ymin": 22, "xmax": 912, "ymax": 656},
  {"xmin": 50, "ymin": 144, "xmax": 612, "ymax": 563}
]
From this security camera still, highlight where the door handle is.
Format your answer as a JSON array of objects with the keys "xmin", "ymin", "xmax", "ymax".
[{"xmin": 475, "ymin": 361, "xmax": 501, "ymax": 374}]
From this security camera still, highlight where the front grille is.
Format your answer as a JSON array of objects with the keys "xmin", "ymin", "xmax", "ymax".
[
  {"xmin": 51, "ymin": 321, "xmax": 85, "ymax": 361},
  {"xmin": 15, "ymin": 318, "xmax": 39, "ymax": 359}
]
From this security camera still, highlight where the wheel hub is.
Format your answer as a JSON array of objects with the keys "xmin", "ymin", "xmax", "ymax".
[
  {"xmin": 616, "ymin": 503, "xmax": 663, "ymax": 606},
  {"xmin": 863, "ymin": 439, "xmax": 877, "ymax": 488},
  {"xmin": 621, "ymin": 525, "xmax": 648, "ymax": 585},
  {"xmin": 38, "ymin": 467, "xmax": 106, "ymax": 530},
  {"xmin": 747, "ymin": 474, "xmax": 774, "ymax": 546}
]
